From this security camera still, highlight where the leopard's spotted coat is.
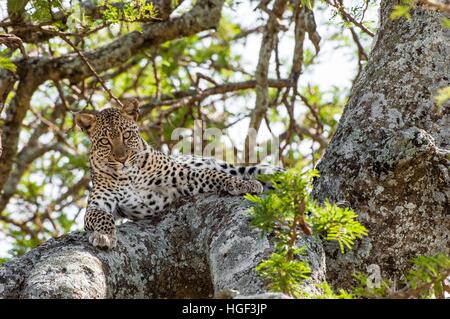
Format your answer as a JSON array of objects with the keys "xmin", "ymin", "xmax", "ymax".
[{"xmin": 76, "ymin": 101, "xmax": 282, "ymax": 249}]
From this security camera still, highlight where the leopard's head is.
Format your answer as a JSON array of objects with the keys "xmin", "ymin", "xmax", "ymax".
[{"xmin": 75, "ymin": 100, "xmax": 146, "ymax": 171}]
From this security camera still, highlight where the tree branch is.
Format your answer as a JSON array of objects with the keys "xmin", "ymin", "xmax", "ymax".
[
  {"xmin": 140, "ymin": 79, "xmax": 291, "ymax": 116},
  {"xmin": 419, "ymin": 0, "xmax": 450, "ymax": 13},
  {"xmin": 0, "ymin": 77, "xmax": 40, "ymax": 195},
  {"xmin": 246, "ymin": 0, "xmax": 288, "ymax": 163},
  {"xmin": 0, "ymin": 194, "xmax": 325, "ymax": 299},
  {"xmin": 16, "ymin": 0, "xmax": 226, "ymax": 85}
]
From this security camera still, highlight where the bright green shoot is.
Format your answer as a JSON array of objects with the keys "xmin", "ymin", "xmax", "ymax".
[{"xmin": 245, "ymin": 167, "xmax": 368, "ymax": 297}]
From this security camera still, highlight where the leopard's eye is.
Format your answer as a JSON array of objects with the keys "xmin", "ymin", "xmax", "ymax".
[
  {"xmin": 123, "ymin": 131, "xmax": 132, "ymax": 139},
  {"xmin": 99, "ymin": 138, "xmax": 109, "ymax": 146}
]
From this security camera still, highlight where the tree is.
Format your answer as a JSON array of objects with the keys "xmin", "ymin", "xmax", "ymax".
[
  {"xmin": 0, "ymin": 0, "xmax": 448, "ymax": 298},
  {"xmin": 313, "ymin": 0, "xmax": 450, "ymax": 286}
]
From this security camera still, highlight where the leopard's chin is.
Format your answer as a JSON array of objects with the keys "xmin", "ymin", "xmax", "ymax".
[
  {"xmin": 99, "ymin": 161, "xmax": 129, "ymax": 173},
  {"xmin": 118, "ymin": 163, "xmax": 136, "ymax": 173}
]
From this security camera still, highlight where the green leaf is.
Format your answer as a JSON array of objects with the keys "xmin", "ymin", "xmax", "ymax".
[
  {"xmin": 100, "ymin": 0, "xmax": 158, "ymax": 23},
  {"xmin": 390, "ymin": 4, "xmax": 412, "ymax": 20},
  {"xmin": 256, "ymin": 251, "xmax": 311, "ymax": 297},
  {"xmin": 441, "ymin": 18, "xmax": 450, "ymax": 28},
  {"xmin": 406, "ymin": 253, "xmax": 450, "ymax": 290},
  {"xmin": 301, "ymin": 0, "xmax": 314, "ymax": 10},
  {"xmin": 434, "ymin": 86, "xmax": 450, "ymax": 111},
  {"xmin": 308, "ymin": 201, "xmax": 368, "ymax": 253},
  {"xmin": 0, "ymin": 55, "xmax": 16, "ymax": 72}
]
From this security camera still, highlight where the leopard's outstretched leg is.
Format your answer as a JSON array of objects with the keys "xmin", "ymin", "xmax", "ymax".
[
  {"xmin": 171, "ymin": 154, "xmax": 284, "ymax": 189},
  {"xmin": 221, "ymin": 175, "xmax": 264, "ymax": 195},
  {"xmin": 84, "ymin": 208, "xmax": 117, "ymax": 249},
  {"xmin": 84, "ymin": 187, "xmax": 118, "ymax": 249},
  {"xmin": 145, "ymin": 151, "xmax": 265, "ymax": 196}
]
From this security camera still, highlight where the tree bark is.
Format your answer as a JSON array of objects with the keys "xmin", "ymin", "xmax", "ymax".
[
  {"xmin": 313, "ymin": 1, "xmax": 450, "ymax": 286},
  {"xmin": 0, "ymin": 194, "xmax": 325, "ymax": 298}
]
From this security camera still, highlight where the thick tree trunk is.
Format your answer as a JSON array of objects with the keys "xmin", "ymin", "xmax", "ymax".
[
  {"xmin": 313, "ymin": 1, "xmax": 450, "ymax": 286},
  {"xmin": 0, "ymin": 194, "xmax": 325, "ymax": 298}
]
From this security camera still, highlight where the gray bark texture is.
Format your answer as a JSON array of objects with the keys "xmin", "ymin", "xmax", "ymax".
[
  {"xmin": 313, "ymin": 1, "xmax": 450, "ymax": 287},
  {"xmin": 0, "ymin": 194, "xmax": 325, "ymax": 298}
]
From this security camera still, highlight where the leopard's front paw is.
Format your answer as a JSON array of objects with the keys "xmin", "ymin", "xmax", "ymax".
[
  {"xmin": 246, "ymin": 180, "xmax": 264, "ymax": 194},
  {"xmin": 88, "ymin": 230, "xmax": 117, "ymax": 249},
  {"xmin": 227, "ymin": 180, "xmax": 264, "ymax": 195}
]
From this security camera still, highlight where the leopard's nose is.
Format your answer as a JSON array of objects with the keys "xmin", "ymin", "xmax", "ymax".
[
  {"xmin": 116, "ymin": 154, "xmax": 128, "ymax": 163},
  {"xmin": 112, "ymin": 141, "xmax": 128, "ymax": 163}
]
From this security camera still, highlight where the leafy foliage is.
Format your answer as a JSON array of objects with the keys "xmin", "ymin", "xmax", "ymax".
[
  {"xmin": 351, "ymin": 253, "xmax": 450, "ymax": 298},
  {"xmin": 256, "ymin": 249, "xmax": 312, "ymax": 297},
  {"xmin": 306, "ymin": 282, "xmax": 353, "ymax": 299},
  {"xmin": 246, "ymin": 167, "xmax": 368, "ymax": 297},
  {"xmin": 442, "ymin": 17, "xmax": 450, "ymax": 28},
  {"xmin": 405, "ymin": 253, "xmax": 450, "ymax": 298},
  {"xmin": 99, "ymin": 0, "xmax": 158, "ymax": 23},
  {"xmin": 245, "ymin": 169, "xmax": 447, "ymax": 299},
  {"xmin": 308, "ymin": 201, "xmax": 368, "ymax": 253},
  {"xmin": 29, "ymin": 0, "xmax": 64, "ymax": 24}
]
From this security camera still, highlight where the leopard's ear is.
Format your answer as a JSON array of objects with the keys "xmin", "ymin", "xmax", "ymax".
[
  {"xmin": 75, "ymin": 112, "xmax": 97, "ymax": 134},
  {"xmin": 121, "ymin": 99, "xmax": 140, "ymax": 121}
]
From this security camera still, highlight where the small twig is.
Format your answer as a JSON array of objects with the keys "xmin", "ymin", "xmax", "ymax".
[
  {"xmin": 149, "ymin": 53, "xmax": 161, "ymax": 100},
  {"xmin": 140, "ymin": 79, "xmax": 291, "ymax": 116},
  {"xmin": 0, "ymin": 33, "xmax": 28, "ymax": 58},
  {"xmin": 232, "ymin": 26, "xmax": 265, "ymax": 41},
  {"xmin": 58, "ymin": 33, "xmax": 124, "ymax": 108},
  {"xmin": 297, "ymin": 92, "xmax": 323, "ymax": 134},
  {"xmin": 387, "ymin": 269, "xmax": 450, "ymax": 299},
  {"xmin": 256, "ymin": 0, "xmax": 289, "ymax": 32},
  {"xmin": 360, "ymin": 0, "xmax": 370, "ymax": 23},
  {"xmin": 349, "ymin": 27, "xmax": 368, "ymax": 83},
  {"xmin": 54, "ymin": 80, "xmax": 74, "ymax": 112},
  {"xmin": 327, "ymin": 0, "xmax": 375, "ymax": 37},
  {"xmin": 195, "ymin": 72, "xmax": 218, "ymax": 86}
]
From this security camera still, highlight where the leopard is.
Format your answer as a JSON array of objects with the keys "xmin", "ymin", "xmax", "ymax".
[{"xmin": 75, "ymin": 100, "xmax": 283, "ymax": 249}]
